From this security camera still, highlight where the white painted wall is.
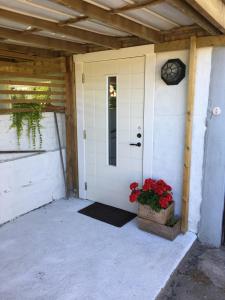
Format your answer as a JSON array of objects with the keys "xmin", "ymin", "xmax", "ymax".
[
  {"xmin": 189, "ymin": 48, "xmax": 212, "ymax": 233},
  {"xmin": 75, "ymin": 45, "xmax": 212, "ymax": 234},
  {"xmin": 153, "ymin": 50, "xmax": 188, "ymax": 216},
  {"xmin": 0, "ymin": 113, "xmax": 66, "ymax": 224},
  {"xmin": 153, "ymin": 48, "xmax": 212, "ymax": 233}
]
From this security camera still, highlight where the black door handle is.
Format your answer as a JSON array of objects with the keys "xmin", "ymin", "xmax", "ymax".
[{"xmin": 130, "ymin": 142, "xmax": 141, "ymax": 147}]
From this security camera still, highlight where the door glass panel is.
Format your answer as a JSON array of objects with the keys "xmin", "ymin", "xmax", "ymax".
[{"xmin": 108, "ymin": 76, "xmax": 117, "ymax": 166}]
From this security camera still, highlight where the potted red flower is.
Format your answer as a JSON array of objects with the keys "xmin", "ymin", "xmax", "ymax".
[{"xmin": 129, "ymin": 178, "xmax": 174, "ymax": 225}]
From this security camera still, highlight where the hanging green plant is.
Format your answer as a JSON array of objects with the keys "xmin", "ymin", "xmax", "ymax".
[{"xmin": 10, "ymin": 86, "xmax": 50, "ymax": 149}]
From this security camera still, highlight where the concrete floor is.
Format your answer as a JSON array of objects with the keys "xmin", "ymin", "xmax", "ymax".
[
  {"xmin": 158, "ymin": 241, "xmax": 225, "ymax": 300},
  {"xmin": 0, "ymin": 198, "xmax": 196, "ymax": 300}
]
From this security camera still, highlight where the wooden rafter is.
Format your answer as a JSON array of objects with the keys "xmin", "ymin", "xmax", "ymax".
[
  {"xmin": 185, "ymin": 0, "xmax": 225, "ymax": 33},
  {"xmin": 162, "ymin": 24, "xmax": 207, "ymax": 41},
  {"xmin": 0, "ymin": 9, "xmax": 120, "ymax": 49},
  {"xmin": 58, "ymin": 16, "xmax": 89, "ymax": 26},
  {"xmin": 155, "ymin": 33, "xmax": 225, "ymax": 53},
  {"xmin": 166, "ymin": 0, "xmax": 219, "ymax": 35},
  {"xmin": 50, "ymin": 0, "xmax": 163, "ymax": 43},
  {"xmin": 110, "ymin": 0, "xmax": 164, "ymax": 14},
  {"xmin": 0, "ymin": 27, "xmax": 86, "ymax": 53},
  {"xmin": 21, "ymin": 27, "xmax": 42, "ymax": 34}
]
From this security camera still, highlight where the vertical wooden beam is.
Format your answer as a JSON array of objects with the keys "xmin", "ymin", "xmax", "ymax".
[
  {"xmin": 181, "ymin": 36, "xmax": 197, "ymax": 232},
  {"xmin": 65, "ymin": 56, "xmax": 78, "ymax": 197}
]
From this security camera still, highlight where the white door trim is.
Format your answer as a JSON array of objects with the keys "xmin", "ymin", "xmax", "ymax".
[
  {"xmin": 143, "ymin": 54, "xmax": 156, "ymax": 179},
  {"xmin": 74, "ymin": 46, "xmax": 156, "ymax": 199},
  {"xmin": 75, "ymin": 61, "xmax": 86, "ymax": 199},
  {"xmin": 75, "ymin": 44, "xmax": 155, "ymax": 63}
]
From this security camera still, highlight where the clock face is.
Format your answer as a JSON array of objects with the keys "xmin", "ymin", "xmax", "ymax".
[{"xmin": 161, "ymin": 59, "xmax": 186, "ymax": 85}]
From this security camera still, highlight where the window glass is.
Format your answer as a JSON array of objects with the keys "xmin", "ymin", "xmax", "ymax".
[{"xmin": 108, "ymin": 76, "xmax": 117, "ymax": 166}]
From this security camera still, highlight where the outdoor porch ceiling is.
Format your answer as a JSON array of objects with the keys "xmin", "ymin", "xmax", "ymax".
[{"xmin": 0, "ymin": 0, "xmax": 224, "ymax": 60}]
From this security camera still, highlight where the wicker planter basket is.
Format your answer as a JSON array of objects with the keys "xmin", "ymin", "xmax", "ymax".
[{"xmin": 138, "ymin": 202, "xmax": 174, "ymax": 225}]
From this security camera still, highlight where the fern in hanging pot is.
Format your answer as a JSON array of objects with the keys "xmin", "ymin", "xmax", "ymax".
[{"xmin": 10, "ymin": 86, "xmax": 50, "ymax": 149}]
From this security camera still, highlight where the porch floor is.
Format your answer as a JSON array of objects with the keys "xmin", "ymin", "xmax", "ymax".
[{"xmin": 0, "ymin": 199, "xmax": 196, "ymax": 300}]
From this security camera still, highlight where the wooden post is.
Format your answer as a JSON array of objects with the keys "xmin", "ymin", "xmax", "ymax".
[
  {"xmin": 65, "ymin": 56, "xmax": 78, "ymax": 198},
  {"xmin": 181, "ymin": 36, "xmax": 197, "ymax": 233}
]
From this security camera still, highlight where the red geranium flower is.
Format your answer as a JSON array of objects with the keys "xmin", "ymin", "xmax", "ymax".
[
  {"xmin": 142, "ymin": 183, "xmax": 149, "ymax": 191},
  {"xmin": 157, "ymin": 180, "xmax": 172, "ymax": 192},
  {"xmin": 157, "ymin": 179, "xmax": 167, "ymax": 186},
  {"xmin": 129, "ymin": 190, "xmax": 141, "ymax": 202},
  {"xmin": 164, "ymin": 193, "xmax": 173, "ymax": 203},
  {"xmin": 129, "ymin": 177, "xmax": 173, "ymax": 212},
  {"xmin": 129, "ymin": 193, "xmax": 137, "ymax": 203},
  {"xmin": 153, "ymin": 185, "xmax": 164, "ymax": 196},
  {"xmin": 142, "ymin": 178, "xmax": 156, "ymax": 191},
  {"xmin": 159, "ymin": 197, "xmax": 169, "ymax": 209},
  {"xmin": 130, "ymin": 182, "xmax": 138, "ymax": 190}
]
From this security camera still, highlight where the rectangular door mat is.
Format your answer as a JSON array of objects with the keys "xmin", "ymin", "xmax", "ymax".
[{"xmin": 78, "ymin": 202, "xmax": 137, "ymax": 227}]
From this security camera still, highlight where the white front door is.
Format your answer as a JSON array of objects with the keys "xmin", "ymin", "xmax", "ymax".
[{"xmin": 84, "ymin": 57, "xmax": 145, "ymax": 213}]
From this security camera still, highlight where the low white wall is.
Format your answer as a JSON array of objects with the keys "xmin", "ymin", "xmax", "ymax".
[
  {"xmin": 153, "ymin": 48, "xmax": 212, "ymax": 232},
  {"xmin": 0, "ymin": 113, "xmax": 65, "ymax": 161},
  {"xmin": 0, "ymin": 112, "xmax": 66, "ymax": 224}
]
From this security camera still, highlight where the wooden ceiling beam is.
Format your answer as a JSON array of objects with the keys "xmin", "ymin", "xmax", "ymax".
[
  {"xmin": 155, "ymin": 34, "xmax": 225, "ymax": 52},
  {"xmin": 0, "ymin": 49, "xmax": 39, "ymax": 60},
  {"xmin": 162, "ymin": 24, "xmax": 207, "ymax": 41},
  {"xmin": 110, "ymin": 0, "xmax": 164, "ymax": 14},
  {"xmin": 185, "ymin": 0, "xmax": 225, "ymax": 33},
  {"xmin": 166, "ymin": 0, "xmax": 220, "ymax": 35},
  {"xmin": 0, "ymin": 43, "xmax": 62, "ymax": 58},
  {"xmin": 22, "ymin": 27, "xmax": 42, "ymax": 34},
  {"xmin": 50, "ymin": 0, "xmax": 163, "ymax": 43},
  {"xmin": 0, "ymin": 9, "xmax": 119, "ymax": 49},
  {"xmin": 58, "ymin": 16, "xmax": 89, "ymax": 26},
  {"xmin": 0, "ymin": 27, "xmax": 87, "ymax": 53}
]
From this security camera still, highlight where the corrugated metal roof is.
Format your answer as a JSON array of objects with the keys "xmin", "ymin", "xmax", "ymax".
[
  {"xmin": 0, "ymin": 0, "xmax": 76, "ymax": 21},
  {"xmin": 72, "ymin": 20, "xmax": 130, "ymax": 36},
  {"xmin": 0, "ymin": 0, "xmax": 198, "ymax": 51},
  {"xmin": 150, "ymin": 3, "xmax": 194, "ymax": 26}
]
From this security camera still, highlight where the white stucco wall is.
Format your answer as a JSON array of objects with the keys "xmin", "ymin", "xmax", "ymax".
[
  {"xmin": 153, "ymin": 50, "xmax": 188, "ymax": 216},
  {"xmin": 153, "ymin": 48, "xmax": 212, "ymax": 232},
  {"xmin": 0, "ymin": 113, "xmax": 66, "ymax": 224}
]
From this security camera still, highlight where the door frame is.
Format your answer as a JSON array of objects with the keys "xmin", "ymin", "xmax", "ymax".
[{"xmin": 74, "ymin": 45, "xmax": 156, "ymax": 199}]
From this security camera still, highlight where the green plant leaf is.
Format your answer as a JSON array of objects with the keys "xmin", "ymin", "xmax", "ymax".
[{"xmin": 10, "ymin": 86, "xmax": 50, "ymax": 149}]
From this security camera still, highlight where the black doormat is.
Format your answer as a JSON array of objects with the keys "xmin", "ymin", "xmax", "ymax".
[{"xmin": 78, "ymin": 202, "xmax": 137, "ymax": 227}]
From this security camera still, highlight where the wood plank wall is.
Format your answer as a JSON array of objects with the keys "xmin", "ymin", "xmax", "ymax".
[
  {"xmin": 0, "ymin": 56, "xmax": 78, "ymax": 197},
  {"xmin": 0, "ymin": 57, "xmax": 66, "ymax": 114}
]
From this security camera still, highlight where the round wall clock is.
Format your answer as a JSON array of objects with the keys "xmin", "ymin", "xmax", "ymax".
[{"xmin": 161, "ymin": 59, "xmax": 186, "ymax": 85}]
